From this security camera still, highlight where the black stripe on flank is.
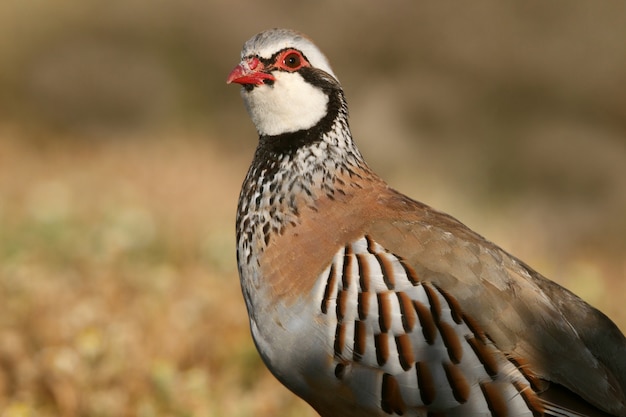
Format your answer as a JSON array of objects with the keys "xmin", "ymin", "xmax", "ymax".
[
  {"xmin": 334, "ymin": 323, "xmax": 345, "ymax": 357},
  {"xmin": 320, "ymin": 263, "xmax": 337, "ymax": 314},
  {"xmin": 356, "ymin": 253, "xmax": 371, "ymax": 292},
  {"xmin": 413, "ymin": 299, "xmax": 437, "ymax": 344},
  {"xmin": 381, "ymin": 373, "xmax": 406, "ymax": 415},
  {"xmin": 399, "ymin": 258, "xmax": 420, "ymax": 285},
  {"xmin": 357, "ymin": 291, "xmax": 370, "ymax": 320},
  {"xmin": 377, "ymin": 292, "xmax": 392, "ymax": 333},
  {"xmin": 375, "ymin": 253, "xmax": 396, "ymax": 290},
  {"xmin": 336, "ymin": 289, "xmax": 348, "ymax": 322},
  {"xmin": 374, "ymin": 333, "xmax": 389, "ymax": 366},
  {"xmin": 342, "ymin": 244, "xmax": 353, "ymax": 290},
  {"xmin": 364, "ymin": 235, "xmax": 377, "ymax": 253},
  {"xmin": 396, "ymin": 334, "xmax": 415, "ymax": 371},
  {"xmin": 422, "ymin": 284, "xmax": 441, "ymax": 322},
  {"xmin": 434, "ymin": 285, "xmax": 464, "ymax": 324},
  {"xmin": 396, "ymin": 291, "xmax": 416, "ymax": 332},
  {"xmin": 353, "ymin": 320, "xmax": 367, "ymax": 361},
  {"xmin": 416, "ymin": 361, "xmax": 436, "ymax": 405}
]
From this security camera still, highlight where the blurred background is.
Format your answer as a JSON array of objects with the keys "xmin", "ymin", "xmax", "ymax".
[{"xmin": 1, "ymin": 1, "xmax": 625, "ymax": 416}]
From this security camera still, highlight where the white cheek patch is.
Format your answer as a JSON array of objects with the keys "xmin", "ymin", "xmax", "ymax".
[{"xmin": 242, "ymin": 72, "xmax": 329, "ymax": 136}]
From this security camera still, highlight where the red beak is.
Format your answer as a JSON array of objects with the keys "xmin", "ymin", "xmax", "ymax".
[{"xmin": 226, "ymin": 57, "xmax": 276, "ymax": 86}]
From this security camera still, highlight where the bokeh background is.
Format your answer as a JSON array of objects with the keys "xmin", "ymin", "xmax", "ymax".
[{"xmin": 1, "ymin": 1, "xmax": 625, "ymax": 416}]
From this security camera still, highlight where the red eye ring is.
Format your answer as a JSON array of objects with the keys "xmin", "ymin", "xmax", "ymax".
[{"xmin": 275, "ymin": 50, "xmax": 308, "ymax": 71}]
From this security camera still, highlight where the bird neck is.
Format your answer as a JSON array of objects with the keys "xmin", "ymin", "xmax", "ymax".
[{"xmin": 236, "ymin": 89, "xmax": 373, "ymax": 267}]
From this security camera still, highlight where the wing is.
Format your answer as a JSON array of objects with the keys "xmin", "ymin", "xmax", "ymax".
[{"xmin": 314, "ymin": 233, "xmax": 622, "ymax": 416}]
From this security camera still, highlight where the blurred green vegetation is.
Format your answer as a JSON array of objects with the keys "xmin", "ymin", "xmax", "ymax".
[{"xmin": 0, "ymin": 1, "xmax": 625, "ymax": 416}]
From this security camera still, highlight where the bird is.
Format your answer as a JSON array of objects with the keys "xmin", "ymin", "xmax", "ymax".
[{"xmin": 226, "ymin": 28, "xmax": 626, "ymax": 417}]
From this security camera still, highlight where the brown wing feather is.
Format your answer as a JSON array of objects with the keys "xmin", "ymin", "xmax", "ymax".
[{"xmin": 368, "ymin": 187, "xmax": 626, "ymax": 416}]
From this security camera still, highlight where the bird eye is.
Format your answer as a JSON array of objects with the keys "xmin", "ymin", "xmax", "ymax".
[{"xmin": 283, "ymin": 52, "xmax": 302, "ymax": 69}]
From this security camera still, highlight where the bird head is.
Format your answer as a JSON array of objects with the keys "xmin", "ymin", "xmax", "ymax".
[{"xmin": 227, "ymin": 28, "xmax": 340, "ymax": 137}]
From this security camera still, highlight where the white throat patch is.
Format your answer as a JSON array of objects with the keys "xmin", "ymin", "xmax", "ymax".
[{"xmin": 241, "ymin": 71, "xmax": 329, "ymax": 137}]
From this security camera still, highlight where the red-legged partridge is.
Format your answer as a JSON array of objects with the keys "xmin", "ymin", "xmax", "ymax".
[{"xmin": 227, "ymin": 28, "xmax": 626, "ymax": 417}]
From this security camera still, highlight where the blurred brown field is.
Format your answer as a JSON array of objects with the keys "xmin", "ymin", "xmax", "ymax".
[{"xmin": 1, "ymin": 1, "xmax": 625, "ymax": 416}]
